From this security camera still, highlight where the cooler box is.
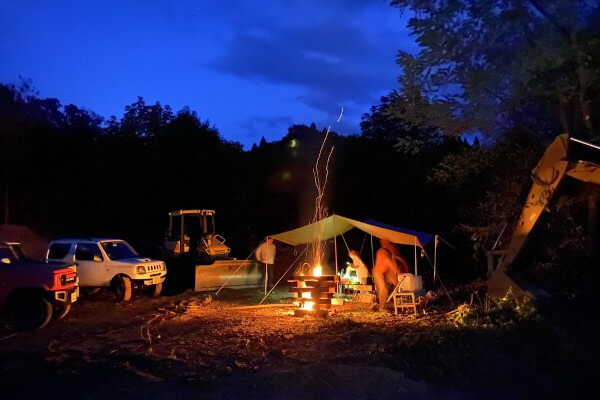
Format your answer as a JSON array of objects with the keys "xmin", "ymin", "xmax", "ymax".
[{"xmin": 398, "ymin": 273, "xmax": 423, "ymax": 291}]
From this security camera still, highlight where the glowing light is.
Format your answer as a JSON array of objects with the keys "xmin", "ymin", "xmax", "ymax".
[
  {"xmin": 298, "ymin": 289, "xmax": 315, "ymax": 310},
  {"xmin": 341, "ymin": 267, "xmax": 360, "ymax": 284},
  {"xmin": 295, "ymin": 264, "xmax": 325, "ymax": 313},
  {"xmin": 313, "ymin": 265, "xmax": 322, "ymax": 276},
  {"xmin": 300, "ymin": 301, "xmax": 315, "ymax": 310},
  {"xmin": 289, "ymin": 139, "xmax": 298, "ymax": 148}
]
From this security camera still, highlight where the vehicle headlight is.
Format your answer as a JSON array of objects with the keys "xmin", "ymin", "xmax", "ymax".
[{"xmin": 136, "ymin": 265, "xmax": 146, "ymax": 274}]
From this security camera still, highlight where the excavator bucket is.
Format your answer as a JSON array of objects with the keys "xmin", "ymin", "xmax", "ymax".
[{"xmin": 488, "ymin": 270, "xmax": 533, "ymax": 299}]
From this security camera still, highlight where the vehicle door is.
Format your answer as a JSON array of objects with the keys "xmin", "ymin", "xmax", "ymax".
[{"xmin": 74, "ymin": 242, "xmax": 107, "ymax": 287}]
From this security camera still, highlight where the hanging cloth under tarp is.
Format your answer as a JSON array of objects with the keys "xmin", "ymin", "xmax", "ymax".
[{"xmin": 270, "ymin": 214, "xmax": 430, "ymax": 248}]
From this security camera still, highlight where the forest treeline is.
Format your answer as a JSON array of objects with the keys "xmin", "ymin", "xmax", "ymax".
[
  {"xmin": 1, "ymin": 1, "xmax": 599, "ymax": 287},
  {"xmin": 0, "ymin": 81, "xmax": 592, "ymax": 282}
]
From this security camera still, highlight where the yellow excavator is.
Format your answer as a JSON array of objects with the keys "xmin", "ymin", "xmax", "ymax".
[{"xmin": 488, "ymin": 134, "xmax": 600, "ymax": 298}]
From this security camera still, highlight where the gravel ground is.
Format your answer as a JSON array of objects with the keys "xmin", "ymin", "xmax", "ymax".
[{"xmin": 0, "ymin": 286, "xmax": 595, "ymax": 399}]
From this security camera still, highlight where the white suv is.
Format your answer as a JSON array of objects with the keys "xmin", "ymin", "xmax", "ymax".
[{"xmin": 45, "ymin": 238, "xmax": 166, "ymax": 301}]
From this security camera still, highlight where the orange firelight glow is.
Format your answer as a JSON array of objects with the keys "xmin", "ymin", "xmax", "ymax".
[
  {"xmin": 313, "ymin": 265, "xmax": 322, "ymax": 276},
  {"xmin": 300, "ymin": 289, "xmax": 315, "ymax": 310},
  {"xmin": 300, "ymin": 301, "xmax": 315, "ymax": 310},
  {"xmin": 296, "ymin": 265, "xmax": 324, "ymax": 311}
]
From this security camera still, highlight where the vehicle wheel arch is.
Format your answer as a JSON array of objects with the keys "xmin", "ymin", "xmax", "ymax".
[
  {"xmin": 6, "ymin": 287, "xmax": 49, "ymax": 305},
  {"xmin": 6, "ymin": 287, "xmax": 53, "ymax": 330},
  {"xmin": 110, "ymin": 273, "xmax": 132, "ymax": 289},
  {"xmin": 111, "ymin": 274, "xmax": 133, "ymax": 302}
]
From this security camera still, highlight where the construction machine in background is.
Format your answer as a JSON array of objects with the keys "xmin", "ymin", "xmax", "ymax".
[
  {"xmin": 488, "ymin": 135, "xmax": 600, "ymax": 298},
  {"xmin": 163, "ymin": 210, "xmax": 262, "ymax": 291}
]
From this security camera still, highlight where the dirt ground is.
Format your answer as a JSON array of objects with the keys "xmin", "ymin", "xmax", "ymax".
[{"xmin": 0, "ymin": 285, "xmax": 597, "ymax": 400}]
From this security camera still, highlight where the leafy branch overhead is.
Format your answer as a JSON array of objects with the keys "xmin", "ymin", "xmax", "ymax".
[{"xmin": 389, "ymin": 0, "xmax": 600, "ymax": 139}]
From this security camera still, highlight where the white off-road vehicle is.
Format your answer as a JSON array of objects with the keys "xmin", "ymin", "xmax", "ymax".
[{"xmin": 45, "ymin": 238, "xmax": 166, "ymax": 301}]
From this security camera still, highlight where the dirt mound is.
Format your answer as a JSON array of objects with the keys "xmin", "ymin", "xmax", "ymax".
[{"xmin": 0, "ymin": 224, "xmax": 48, "ymax": 259}]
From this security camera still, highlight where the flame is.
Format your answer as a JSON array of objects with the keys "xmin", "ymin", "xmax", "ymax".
[
  {"xmin": 313, "ymin": 265, "xmax": 322, "ymax": 277},
  {"xmin": 301, "ymin": 301, "xmax": 315, "ymax": 310},
  {"xmin": 296, "ymin": 265, "xmax": 323, "ymax": 312},
  {"xmin": 299, "ymin": 291, "xmax": 314, "ymax": 310}
]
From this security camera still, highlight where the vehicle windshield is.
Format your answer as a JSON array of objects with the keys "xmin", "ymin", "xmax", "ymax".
[
  {"xmin": 100, "ymin": 241, "xmax": 138, "ymax": 260},
  {"xmin": 0, "ymin": 246, "xmax": 18, "ymax": 264},
  {"xmin": 11, "ymin": 245, "xmax": 27, "ymax": 261}
]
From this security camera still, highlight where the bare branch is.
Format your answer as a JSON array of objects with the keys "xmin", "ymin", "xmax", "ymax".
[{"xmin": 527, "ymin": 0, "xmax": 571, "ymax": 39}]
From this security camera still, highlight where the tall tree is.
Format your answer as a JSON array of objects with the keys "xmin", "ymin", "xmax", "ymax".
[
  {"xmin": 390, "ymin": 0, "xmax": 600, "ymax": 259},
  {"xmin": 361, "ymin": 91, "xmax": 445, "ymax": 154},
  {"xmin": 389, "ymin": 0, "xmax": 600, "ymax": 140},
  {"xmin": 119, "ymin": 97, "xmax": 174, "ymax": 138}
]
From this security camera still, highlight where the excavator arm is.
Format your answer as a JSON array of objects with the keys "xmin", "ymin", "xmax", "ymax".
[{"xmin": 488, "ymin": 135, "xmax": 600, "ymax": 297}]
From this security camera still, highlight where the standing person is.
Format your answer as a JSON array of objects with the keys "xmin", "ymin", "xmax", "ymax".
[
  {"xmin": 255, "ymin": 237, "xmax": 276, "ymax": 295},
  {"xmin": 373, "ymin": 239, "xmax": 410, "ymax": 307},
  {"xmin": 381, "ymin": 239, "xmax": 410, "ymax": 274},
  {"xmin": 349, "ymin": 250, "xmax": 370, "ymax": 284}
]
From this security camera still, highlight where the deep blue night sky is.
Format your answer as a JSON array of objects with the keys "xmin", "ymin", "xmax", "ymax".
[{"xmin": 1, "ymin": 0, "xmax": 416, "ymax": 148}]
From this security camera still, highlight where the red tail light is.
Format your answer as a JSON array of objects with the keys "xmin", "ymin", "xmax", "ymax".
[{"xmin": 54, "ymin": 270, "xmax": 77, "ymax": 288}]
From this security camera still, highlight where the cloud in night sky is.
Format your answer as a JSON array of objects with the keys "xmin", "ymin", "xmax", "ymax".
[
  {"xmin": 213, "ymin": 19, "xmax": 397, "ymax": 111},
  {"xmin": 0, "ymin": 0, "xmax": 416, "ymax": 147}
]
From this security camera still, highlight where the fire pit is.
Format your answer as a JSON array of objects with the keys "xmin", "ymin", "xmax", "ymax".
[{"xmin": 288, "ymin": 268, "xmax": 339, "ymax": 317}]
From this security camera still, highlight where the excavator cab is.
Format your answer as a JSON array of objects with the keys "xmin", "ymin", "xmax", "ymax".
[{"xmin": 164, "ymin": 210, "xmax": 230, "ymax": 263}]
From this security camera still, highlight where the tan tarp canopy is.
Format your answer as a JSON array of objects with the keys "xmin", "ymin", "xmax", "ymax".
[{"xmin": 270, "ymin": 215, "xmax": 425, "ymax": 248}]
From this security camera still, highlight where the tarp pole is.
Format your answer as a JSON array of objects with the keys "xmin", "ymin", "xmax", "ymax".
[
  {"xmin": 420, "ymin": 249, "xmax": 454, "ymax": 305},
  {"xmin": 370, "ymin": 235, "xmax": 374, "ymax": 268},
  {"xmin": 433, "ymin": 235, "xmax": 438, "ymax": 287},
  {"xmin": 334, "ymin": 215, "xmax": 340, "ymax": 293},
  {"xmin": 334, "ymin": 235, "xmax": 339, "ymax": 275},
  {"xmin": 334, "ymin": 214, "xmax": 339, "ymax": 275},
  {"xmin": 414, "ymin": 236, "xmax": 418, "ymax": 275},
  {"xmin": 180, "ymin": 214, "xmax": 185, "ymax": 253}
]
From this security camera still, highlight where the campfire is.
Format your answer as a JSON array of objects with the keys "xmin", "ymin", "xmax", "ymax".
[
  {"xmin": 289, "ymin": 265, "xmax": 339, "ymax": 317},
  {"xmin": 287, "ymin": 119, "xmax": 340, "ymax": 317}
]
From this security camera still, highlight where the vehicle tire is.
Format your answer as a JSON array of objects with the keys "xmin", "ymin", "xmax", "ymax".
[
  {"xmin": 54, "ymin": 304, "xmax": 71, "ymax": 319},
  {"xmin": 114, "ymin": 275, "xmax": 132, "ymax": 302},
  {"xmin": 9, "ymin": 291, "xmax": 53, "ymax": 330},
  {"xmin": 147, "ymin": 282, "xmax": 162, "ymax": 297}
]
